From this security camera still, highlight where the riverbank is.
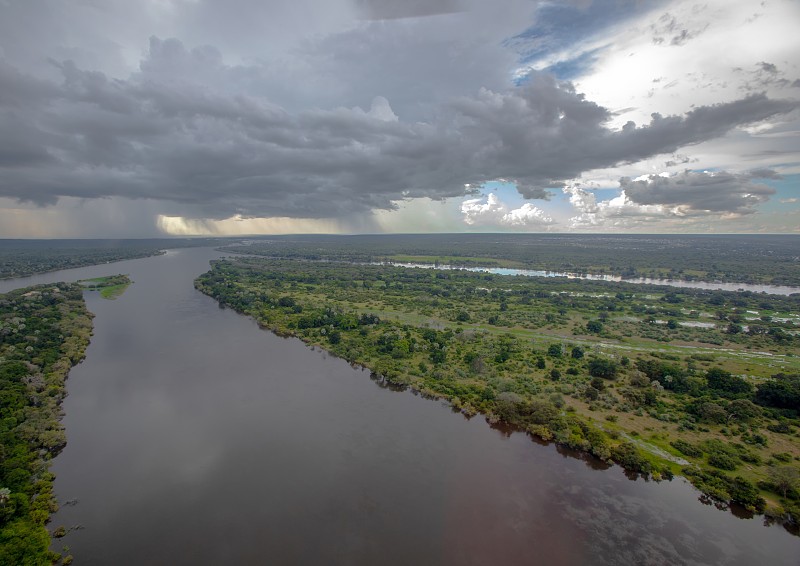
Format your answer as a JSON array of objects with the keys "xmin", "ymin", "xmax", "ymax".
[
  {"xmin": 0, "ymin": 283, "xmax": 93, "ymax": 565},
  {"xmin": 195, "ymin": 257, "xmax": 800, "ymax": 531}
]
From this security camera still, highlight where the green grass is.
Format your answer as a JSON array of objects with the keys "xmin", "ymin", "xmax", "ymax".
[
  {"xmin": 98, "ymin": 283, "xmax": 129, "ymax": 300},
  {"xmin": 78, "ymin": 274, "xmax": 132, "ymax": 300}
]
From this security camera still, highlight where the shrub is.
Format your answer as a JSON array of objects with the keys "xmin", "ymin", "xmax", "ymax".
[
  {"xmin": 708, "ymin": 452, "xmax": 739, "ymax": 471},
  {"xmin": 670, "ymin": 439, "xmax": 703, "ymax": 458},
  {"xmin": 611, "ymin": 442, "xmax": 652, "ymax": 475}
]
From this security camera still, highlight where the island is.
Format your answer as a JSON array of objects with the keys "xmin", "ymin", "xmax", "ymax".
[{"xmin": 78, "ymin": 275, "xmax": 132, "ymax": 300}]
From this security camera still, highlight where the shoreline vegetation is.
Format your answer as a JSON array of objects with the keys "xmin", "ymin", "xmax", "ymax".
[
  {"xmin": 78, "ymin": 275, "xmax": 133, "ymax": 300},
  {"xmin": 196, "ymin": 255, "xmax": 800, "ymax": 534},
  {"xmin": 0, "ymin": 283, "xmax": 93, "ymax": 566}
]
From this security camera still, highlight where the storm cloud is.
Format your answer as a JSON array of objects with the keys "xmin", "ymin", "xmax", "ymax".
[
  {"xmin": 0, "ymin": 40, "xmax": 794, "ymax": 220},
  {"xmin": 620, "ymin": 170, "xmax": 777, "ymax": 214},
  {"xmin": 0, "ymin": 0, "xmax": 798, "ymax": 235}
]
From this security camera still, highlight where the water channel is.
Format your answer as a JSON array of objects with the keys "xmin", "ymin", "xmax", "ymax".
[
  {"xmin": 379, "ymin": 262, "xmax": 800, "ymax": 296},
  {"xmin": 2, "ymin": 248, "xmax": 799, "ymax": 565}
]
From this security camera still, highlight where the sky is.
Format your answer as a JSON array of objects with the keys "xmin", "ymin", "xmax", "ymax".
[{"xmin": 0, "ymin": 0, "xmax": 798, "ymax": 237}]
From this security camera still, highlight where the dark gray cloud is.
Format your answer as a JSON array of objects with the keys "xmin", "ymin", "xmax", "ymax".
[
  {"xmin": 354, "ymin": 0, "xmax": 465, "ymax": 20},
  {"xmin": 620, "ymin": 170, "xmax": 777, "ymax": 214},
  {"xmin": 0, "ymin": 38, "xmax": 795, "ymax": 220}
]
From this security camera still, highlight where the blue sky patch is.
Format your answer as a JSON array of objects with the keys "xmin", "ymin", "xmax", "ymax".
[{"xmin": 510, "ymin": 0, "xmax": 665, "ymax": 82}]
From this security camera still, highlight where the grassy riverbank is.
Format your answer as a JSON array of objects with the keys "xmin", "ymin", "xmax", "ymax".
[
  {"xmin": 196, "ymin": 257, "xmax": 800, "ymax": 530},
  {"xmin": 0, "ymin": 284, "xmax": 93, "ymax": 565}
]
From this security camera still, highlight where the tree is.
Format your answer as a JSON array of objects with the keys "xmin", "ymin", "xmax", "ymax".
[
  {"xmin": 768, "ymin": 466, "xmax": 800, "ymax": 498},
  {"xmin": 755, "ymin": 374, "xmax": 800, "ymax": 410},
  {"xmin": 547, "ymin": 344, "xmax": 562, "ymax": 358},
  {"xmin": 588, "ymin": 358, "xmax": 618, "ymax": 379},
  {"xmin": 571, "ymin": 346, "xmax": 584, "ymax": 359},
  {"xmin": 429, "ymin": 347, "xmax": 446, "ymax": 364},
  {"xmin": 705, "ymin": 368, "xmax": 752, "ymax": 396},
  {"xmin": 586, "ymin": 320, "xmax": 603, "ymax": 333}
]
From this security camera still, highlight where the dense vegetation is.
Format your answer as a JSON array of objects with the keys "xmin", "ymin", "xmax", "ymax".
[
  {"xmin": 196, "ymin": 256, "xmax": 800, "ymax": 530},
  {"xmin": 0, "ymin": 284, "xmax": 93, "ymax": 565},
  {"xmin": 0, "ymin": 238, "xmax": 242, "ymax": 280},
  {"xmin": 226, "ymin": 233, "xmax": 800, "ymax": 286}
]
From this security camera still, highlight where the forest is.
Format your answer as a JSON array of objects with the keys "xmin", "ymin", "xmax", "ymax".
[
  {"xmin": 0, "ymin": 284, "xmax": 93, "ymax": 565},
  {"xmin": 196, "ymin": 253, "xmax": 800, "ymax": 530}
]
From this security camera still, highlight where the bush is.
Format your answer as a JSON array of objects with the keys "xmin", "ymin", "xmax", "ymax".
[
  {"xmin": 693, "ymin": 402, "xmax": 727, "ymax": 424},
  {"xmin": 611, "ymin": 442, "xmax": 652, "ymax": 475},
  {"xmin": 703, "ymin": 439, "xmax": 743, "ymax": 471},
  {"xmin": 767, "ymin": 421, "xmax": 795, "ymax": 434},
  {"xmin": 670, "ymin": 439, "xmax": 703, "ymax": 458},
  {"xmin": 726, "ymin": 399, "xmax": 761, "ymax": 422},
  {"xmin": 707, "ymin": 452, "xmax": 739, "ymax": 471},
  {"xmin": 729, "ymin": 476, "xmax": 766, "ymax": 512}
]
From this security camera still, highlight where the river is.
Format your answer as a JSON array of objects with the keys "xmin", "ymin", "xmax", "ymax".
[{"xmin": 1, "ymin": 248, "xmax": 798, "ymax": 565}]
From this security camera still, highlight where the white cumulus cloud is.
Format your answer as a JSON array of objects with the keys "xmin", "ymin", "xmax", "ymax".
[{"xmin": 461, "ymin": 193, "xmax": 554, "ymax": 228}]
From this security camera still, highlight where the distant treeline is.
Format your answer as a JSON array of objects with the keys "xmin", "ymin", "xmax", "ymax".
[
  {"xmin": 0, "ymin": 238, "xmax": 241, "ymax": 280},
  {"xmin": 227, "ymin": 233, "xmax": 800, "ymax": 286}
]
